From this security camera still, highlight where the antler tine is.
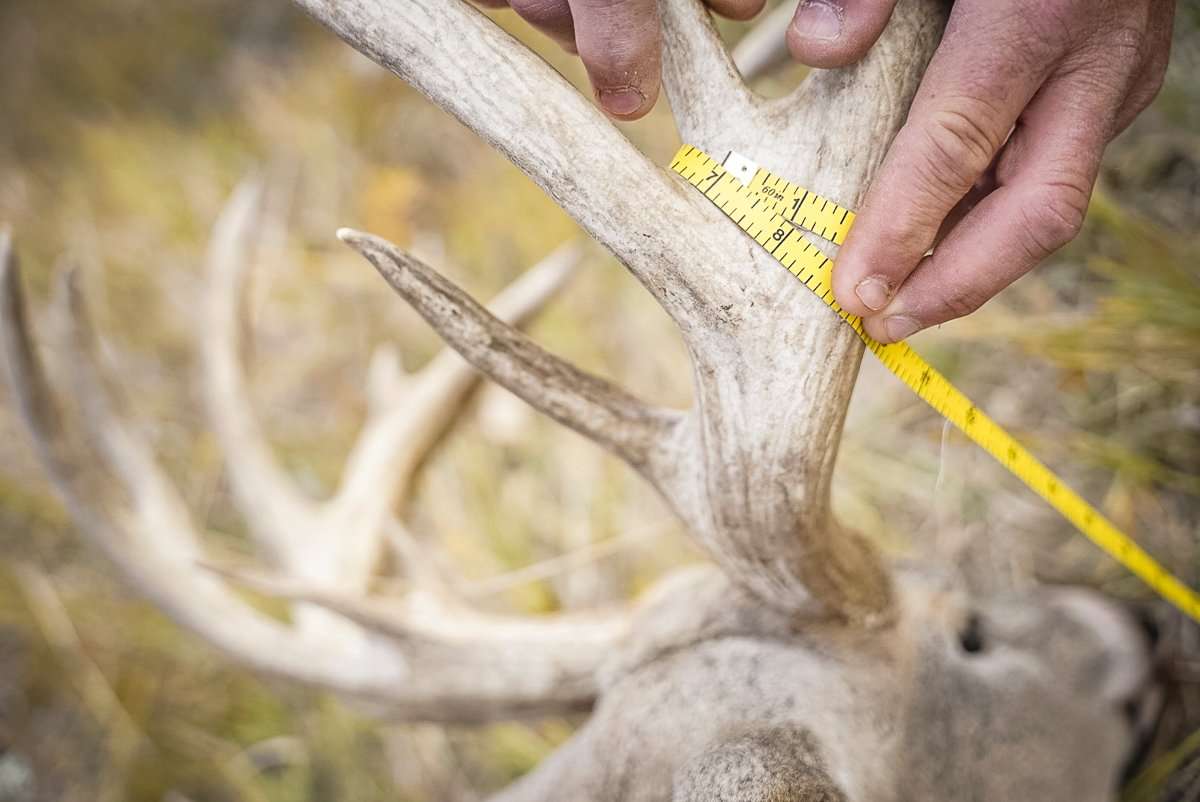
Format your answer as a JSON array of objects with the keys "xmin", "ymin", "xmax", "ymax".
[
  {"xmin": 339, "ymin": 229, "xmax": 688, "ymax": 493},
  {"xmin": 202, "ymin": 179, "xmax": 320, "ymax": 568},
  {"xmin": 730, "ymin": 0, "xmax": 796, "ymax": 83},
  {"xmin": 353, "ymin": 241, "xmax": 582, "ymax": 482},
  {"xmin": 657, "ymin": 0, "xmax": 757, "ymax": 144},
  {"xmin": 326, "ymin": 241, "xmax": 584, "ymax": 588}
]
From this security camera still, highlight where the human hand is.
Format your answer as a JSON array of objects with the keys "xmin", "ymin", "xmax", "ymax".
[
  {"xmin": 472, "ymin": 0, "xmax": 766, "ymax": 119},
  {"xmin": 786, "ymin": 0, "xmax": 1175, "ymax": 342}
]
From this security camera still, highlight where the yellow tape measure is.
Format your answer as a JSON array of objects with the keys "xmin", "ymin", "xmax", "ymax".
[{"xmin": 671, "ymin": 144, "xmax": 1200, "ymax": 622}]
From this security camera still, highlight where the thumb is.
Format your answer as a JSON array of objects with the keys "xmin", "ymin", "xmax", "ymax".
[{"xmin": 786, "ymin": 0, "xmax": 900, "ymax": 69}]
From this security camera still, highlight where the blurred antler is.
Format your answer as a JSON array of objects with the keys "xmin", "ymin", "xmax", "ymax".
[{"xmin": 0, "ymin": 214, "xmax": 630, "ymax": 722}]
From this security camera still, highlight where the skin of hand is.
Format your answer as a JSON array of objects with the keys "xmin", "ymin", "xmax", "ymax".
[{"xmin": 476, "ymin": 0, "xmax": 1173, "ymax": 340}]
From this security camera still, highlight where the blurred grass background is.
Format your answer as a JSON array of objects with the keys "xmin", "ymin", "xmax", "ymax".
[{"xmin": 0, "ymin": 1, "xmax": 1197, "ymax": 800}]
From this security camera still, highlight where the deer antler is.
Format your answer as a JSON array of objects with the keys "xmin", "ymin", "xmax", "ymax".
[
  {"xmin": 3, "ymin": 0, "xmax": 948, "ymax": 734},
  {"xmin": 201, "ymin": 181, "xmax": 583, "ymax": 595},
  {"xmin": 339, "ymin": 230, "xmax": 686, "ymax": 488},
  {"xmin": 0, "ymin": 205, "xmax": 633, "ymax": 722},
  {"xmin": 297, "ymin": 0, "xmax": 946, "ymax": 620}
]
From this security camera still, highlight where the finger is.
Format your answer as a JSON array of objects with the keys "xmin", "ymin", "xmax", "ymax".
[
  {"xmin": 510, "ymin": 0, "xmax": 577, "ymax": 49},
  {"xmin": 860, "ymin": 69, "xmax": 1119, "ymax": 343},
  {"xmin": 568, "ymin": 0, "xmax": 662, "ymax": 120},
  {"xmin": 706, "ymin": 0, "xmax": 767, "ymax": 22},
  {"xmin": 785, "ymin": 0, "xmax": 899, "ymax": 69},
  {"xmin": 831, "ymin": 1, "xmax": 1061, "ymax": 319}
]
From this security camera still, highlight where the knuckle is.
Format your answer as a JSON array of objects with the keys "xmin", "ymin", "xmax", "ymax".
[
  {"xmin": 572, "ymin": 0, "xmax": 655, "ymax": 22},
  {"xmin": 1003, "ymin": 0, "xmax": 1082, "ymax": 57},
  {"xmin": 938, "ymin": 286, "xmax": 990, "ymax": 322},
  {"xmin": 915, "ymin": 107, "xmax": 1004, "ymax": 195},
  {"xmin": 1107, "ymin": 23, "xmax": 1148, "ymax": 61},
  {"xmin": 1025, "ymin": 0, "xmax": 1076, "ymax": 47},
  {"xmin": 926, "ymin": 106, "xmax": 1004, "ymax": 169},
  {"xmin": 1069, "ymin": 23, "xmax": 1150, "ymax": 89},
  {"xmin": 1130, "ymin": 58, "xmax": 1168, "ymax": 112},
  {"xmin": 1022, "ymin": 181, "xmax": 1090, "ymax": 257}
]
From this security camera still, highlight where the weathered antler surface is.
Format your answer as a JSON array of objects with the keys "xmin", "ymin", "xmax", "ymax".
[
  {"xmin": 1, "ymin": 1, "xmax": 1163, "ymax": 799},
  {"xmin": 296, "ymin": 0, "xmax": 948, "ymax": 619}
]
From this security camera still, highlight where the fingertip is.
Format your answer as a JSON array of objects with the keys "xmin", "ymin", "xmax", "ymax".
[
  {"xmin": 852, "ymin": 275, "xmax": 894, "ymax": 313},
  {"xmin": 571, "ymin": 0, "xmax": 661, "ymax": 121},
  {"xmin": 834, "ymin": 274, "xmax": 896, "ymax": 320},
  {"xmin": 786, "ymin": 0, "xmax": 896, "ymax": 69},
  {"xmin": 862, "ymin": 313, "xmax": 921, "ymax": 344},
  {"xmin": 832, "ymin": 273, "xmax": 870, "ymax": 319},
  {"xmin": 787, "ymin": 2, "xmax": 855, "ymax": 69},
  {"xmin": 831, "ymin": 234, "xmax": 891, "ymax": 318},
  {"xmin": 595, "ymin": 83, "xmax": 656, "ymax": 120},
  {"xmin": 860, "ymin": 314, "xmax": 888, "ymax": 343}
]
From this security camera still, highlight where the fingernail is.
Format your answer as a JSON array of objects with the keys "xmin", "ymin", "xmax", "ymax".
[
  {"xmin": 854, "ymin": 277, "xmax": 892, "ymax": 311},
  {"xmin": 598, "ymin": 87, "xmax": 646, "ymax": 118},
  {"xmin": 883, "ymin": 315, "xmax": 921, "ymax": 342},
  {"xmin": 794, "ymin": 0, "xmax": 842, "ymax": 42}
]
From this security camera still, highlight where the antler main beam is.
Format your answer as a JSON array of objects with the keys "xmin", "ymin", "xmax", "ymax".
[{"xmin": 297, "ymin": 0, "xmax": 946, "ymax": 620}]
